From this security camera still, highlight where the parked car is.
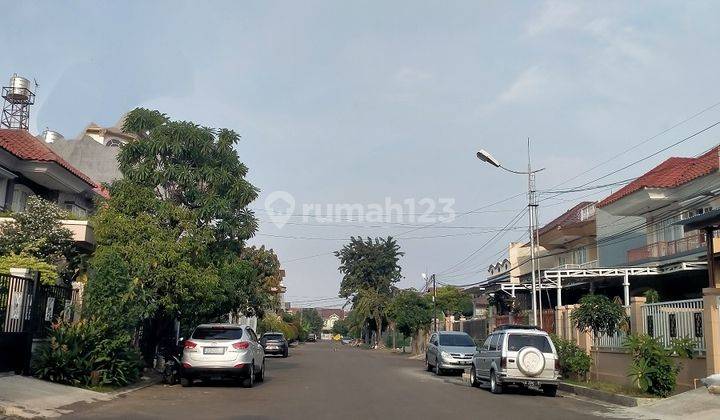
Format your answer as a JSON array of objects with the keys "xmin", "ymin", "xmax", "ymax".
[
  {"xmin": 469, "ymin": 325, "xmax": 559, "ymax": 396},
  {"xmin": 180, "ymin": 324, "xmax": 265, "ymax": 388},
  {"xmin": 425, "ymin": 331, "xmax": 477, "ymax": 375},
  {"xmin": 260, "ymin": 332, "xmax": 289, "ymax": 357},
  {"xmin": 341, "ymin": 336, "xmax": 353, "ymax": 345},
  {"xmin": 307, "ymin": 333, "xmax": 317, "ymax": 342}
]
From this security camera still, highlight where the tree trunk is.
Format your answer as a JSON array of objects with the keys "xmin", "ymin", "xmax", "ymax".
[{"xmin": 375, "ymin": 316, "xmax": 383, "ymax": 348}]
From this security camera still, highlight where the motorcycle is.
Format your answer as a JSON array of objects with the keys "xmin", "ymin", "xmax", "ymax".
[{"xmin": 155, "ymin": 344, "xmax": 181, "ymax": 385}]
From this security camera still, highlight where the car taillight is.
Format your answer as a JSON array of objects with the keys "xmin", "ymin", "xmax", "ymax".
[
  {"xmin": 233, "ymin": 341, "xmax": 250, "ymax": 349},
  {"xmin": 555, "ymin": 357, "xmax": 560, "ymax": 371},
  {"xmin": 500, "ymin": 357, "xmax": 507, "ymax": 369},
  {"xmin": 234, "ymin": 363, "xmax": 246, "ymax": 368},
  {"xmin": 184, "ymin": 341, "xmax": 197, "ymax": 351},
  {"xmin": 182, "ymin": 362, "xmax": 192, "ymax": 368}
]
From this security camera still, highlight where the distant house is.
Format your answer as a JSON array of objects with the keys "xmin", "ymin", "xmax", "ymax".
[
  {"xmin": 0, "ymin": 128, "xmax": 103, "ymax": 248},
  {"xmin": 43, "ymin": 116, "xmax": 132, "ymax": 185},
  {"xmin": 317, "ymin": 308, "xmax": 345, "ymax": 339}
]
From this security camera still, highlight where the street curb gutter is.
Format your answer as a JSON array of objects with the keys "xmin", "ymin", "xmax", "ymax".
[
  {"xmin": 109, "ymin": 375, "xmax": 163, "ymax": 398},
  {"xmin": 559, "ymin": 382, "xmax": 655, "ymax": 407}
]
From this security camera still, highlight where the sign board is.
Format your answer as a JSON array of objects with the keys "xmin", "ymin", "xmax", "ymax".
[
  {"xmin": 9, "ymin": 292, "xmax": 22, "ymax": 320},
  {"xmin": 45, "ymin": 297, "xmax": 55, "ymax": 321}
]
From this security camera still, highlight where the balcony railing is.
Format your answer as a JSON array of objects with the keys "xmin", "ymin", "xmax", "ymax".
[
  {"xmin": 627, "ymin": 233, "xmax": 706, "ymax": 264},
  {"xmin": 551, "ymin": 260, "xmax": 598, "ymax": 270}
]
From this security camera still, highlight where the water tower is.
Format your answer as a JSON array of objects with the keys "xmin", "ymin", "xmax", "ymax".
[{"xmin": 1, "ymin": 74, "xmax": 35, "ymax": 130}]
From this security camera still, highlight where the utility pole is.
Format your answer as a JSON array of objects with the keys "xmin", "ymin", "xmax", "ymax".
[
  {"xmin": 477, "ymin": 142, "xmax": 544, "ymax": 327},
  {"xmin": 527, "ymin": 139, "xmax": 540, "ymax": 327},
  {"xmin": 432, "ymin": 274, "xmax": 438, "ymax": 332}
]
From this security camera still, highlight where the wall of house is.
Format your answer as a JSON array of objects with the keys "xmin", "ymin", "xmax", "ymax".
[
  {"xmin": 596, "ymin": 207, "xmax": 646, "ymax": 267},
  {"xmin": 591, "ymin": 349, "xmax": 706, "ymax": 392}
]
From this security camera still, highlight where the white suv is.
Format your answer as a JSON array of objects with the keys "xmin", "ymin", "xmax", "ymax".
[{"xmin": 469, "ymin": 325, "xmax": 560, "ymax": 396}]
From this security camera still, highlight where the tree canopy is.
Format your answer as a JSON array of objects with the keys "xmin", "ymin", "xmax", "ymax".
[
  {"xmin": 336, "ymin": 236, "xmax": 403, "ymax": 298},
  {"xmin": 434, "ymin": 285, "xmax": 474, "ymax": 318},
  {"xmin": 388, "ymin": 289, "xmax": 433, "ymax": 337},
  {"xmin": 0, "ymin": 196, "xmax": 77, "ymax": 282},
  {"xmin": 119, "ymin": 108, "xmax": 259, "ymax": 249}
]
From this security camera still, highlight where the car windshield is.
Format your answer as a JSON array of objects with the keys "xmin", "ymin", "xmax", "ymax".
[
  {"xmin": 507, "ymin": 334, "xmax": 552, "ymax": 352},
  {"xmin": 191, "ymin": 327, "xmax": 244, "ymax": 340},
  {"xmin": 263, "ymin": 334, "xmax": 284, "ymax": 340},
  {"xmin": 439, "ymin": 334, "xmax": 475, "ymax": 347}
]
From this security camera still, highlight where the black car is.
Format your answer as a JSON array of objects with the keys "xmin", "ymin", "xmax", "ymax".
[
  {"xmin": 307, "ymin": 333, "xmax": 317, "ymax": 342},
  {"xmin": 260, "ymin": 332, "xmax": 289, "ymax": 357}
]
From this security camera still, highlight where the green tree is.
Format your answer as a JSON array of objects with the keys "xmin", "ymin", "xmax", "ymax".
[
  {"xmin": 331, "ymin": 317, "xmax": 350, "ymax": 336},
  {"xmin": 388, "ymin": 289, "xmax": 433, "ymax": 354},
  {"xmin": 299, "ymin": 308, "xmax": 323, "ymax": 334},
  {"xmin": 119, "ymin": 108, "xmax": 259, "ymax": 248},
  {"xmin": 0, "ymin": 196, "xmax": 76, "ymax": 282},
  {"xmin": 335, "ymin": 236, "xmax": 403, "ymax": 347},
  {"xmin": 572, "ymin": 294, "xmax": 626, "ymax": 380},
  {"xmin": 434, "ymin": 285, "xmax": 474, "ymax": 318},
  {"xmin": 354, "ymin": 288, "xmax": 391, "ymax": 347},
  {"xmin": 336, "ymin": 237, "xmax": 403, "ymax": 298}
]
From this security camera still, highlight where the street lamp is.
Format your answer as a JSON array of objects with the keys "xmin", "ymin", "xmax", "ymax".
[
  {"xmin": 422, "ymin": 273, "xmax": 438, "ymax": 332},
  {"xmin": 476, "ymin": 141, "xmax": 544, "ymax": 326}
]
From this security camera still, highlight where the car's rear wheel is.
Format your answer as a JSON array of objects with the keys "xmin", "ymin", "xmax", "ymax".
[
  {"xmin": 180, "ymin": 376, "xmax": 193, "ymax": 387},
  {"xmin": 255, "ymin": 359, "xmax": 265, "ymax": 382},
  {"xmin": 470, "ymin": 366, "xmax": 480, "ymax": 387},
  {"xmin": 490, "ymin": 370, "xmax": 503, "ymax": 394},
  {"xmin": 434, "ymin": 358, "xmax": 443, "ymax": 376},
  {"xmin": 542, "ymin": 384, "xmax": 558, "ymax": 397},
  {"xmin": 425, "ymin": 357, "xmax": 432, "ymax": 371},
  {"xmin": 242, "ymin": 363, "xmax": 255, "ymax": 388}
]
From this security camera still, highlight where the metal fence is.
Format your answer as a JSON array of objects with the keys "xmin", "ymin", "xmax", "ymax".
[
  {"xmin": 594, "ymin": 331, "xmax": 627, "ymax": 349},
  {"xmin": 642, "ymin": 298, "xmax": 705, "ymax": 352},
  {"xmin": 1, "ymin": 273, "xmax": 72, "ymax": 373}
]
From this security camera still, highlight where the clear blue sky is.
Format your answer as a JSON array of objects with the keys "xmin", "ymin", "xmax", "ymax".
[{"xmin": 3, "ymin": 1, "xmax": 720, "ymax": 306}]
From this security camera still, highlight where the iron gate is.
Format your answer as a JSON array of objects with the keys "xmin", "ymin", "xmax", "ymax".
[{"xmin": 0, "ymin": 272, "xmax": 72, "ymax": 374}]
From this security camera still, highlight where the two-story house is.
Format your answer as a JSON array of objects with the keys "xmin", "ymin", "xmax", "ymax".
[
  {"xmin": 594, "ymin": 145, "xmax": 720, "ymax": 299},
  {"xmin": 0, "ymin": 128, "xmax": 102, "ymax": 248}
]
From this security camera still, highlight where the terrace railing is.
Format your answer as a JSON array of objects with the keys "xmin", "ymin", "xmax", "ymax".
[{"xmin": 627, "ymin": 233, "xmax": 705, "ymax": 264}]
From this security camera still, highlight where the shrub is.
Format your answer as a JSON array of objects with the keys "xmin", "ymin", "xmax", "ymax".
[
  {"xmin": 624, "ymin": 334, "xmax": 680, "ymax": 397},
  {"xmin": 550, "ymin": 334, "xmax": 591, "ymax": 380},
  {"xmin": 33, "ymin": 319, "xmax": 142, "ymax": 387},
  {"xmin": 0, "ymin": 253, "xmax": 59, "ymax": 285}
]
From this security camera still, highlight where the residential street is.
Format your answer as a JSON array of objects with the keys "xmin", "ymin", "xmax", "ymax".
[{"xmin": 60, "ymin": 341, "xmax": 615, "ymax": 420}]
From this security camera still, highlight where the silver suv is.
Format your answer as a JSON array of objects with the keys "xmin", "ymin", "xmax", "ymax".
[
  {"xmin": 425, "ymin": 331, "xmax": 477, "ymax": 375},
  {"xmin": 469, "ymin": 325, "xmax": 559, "ymax": 396},
  {"xmin": 180, "ymin": 324, "xmax": 265, "ymax": 388}
]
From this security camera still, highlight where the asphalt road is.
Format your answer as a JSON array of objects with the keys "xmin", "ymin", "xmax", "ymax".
[{"xmin": 61, "ymin": 341, "xmax": 617, "ymax": 420}]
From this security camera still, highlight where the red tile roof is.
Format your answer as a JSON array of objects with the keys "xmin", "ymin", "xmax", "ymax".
[
  {"xmin": 538, "ymin": 201, "xmax": 594, "ymax": 236},
  {"xmin": 317, "ymin": 308, "xmax": 345, "ymax": 320},
  {"xmin": 0, "ymin": 129, "xmax": 97, "ymax": 188},
  {"xmin": 597, "ymin": 146, "xmax": 720, "ymax": 208}
]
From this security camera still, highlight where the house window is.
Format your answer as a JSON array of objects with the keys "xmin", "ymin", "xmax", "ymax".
[
  {"xmin": 11, "ymin": 184, "xmax": 34, "ymax": 212},
  {"xmin": 105, "ymin": 138, "xmax": 124, "ymax": 147},
  {"xmin": 572, "ymin": 247, "xmax": 588, "ymax": 265}
]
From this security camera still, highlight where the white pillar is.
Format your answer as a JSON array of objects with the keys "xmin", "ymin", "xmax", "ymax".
[
  {"xmin": 556, "ymin": 277, "xmax": 562, "ymax": 308},
  {"xmin": 623, "ymin": 273, "xmax": 630, "ymax": 308}
]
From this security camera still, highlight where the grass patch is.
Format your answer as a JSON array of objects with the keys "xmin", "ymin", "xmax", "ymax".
[{"xmin": 565, "ymin": 378, "xmax": 656, "ymax": 398}]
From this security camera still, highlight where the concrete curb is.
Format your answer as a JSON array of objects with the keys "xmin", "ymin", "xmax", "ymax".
[
  {"xmin": 559, "ymin": 382, "xmax": 656, "ymax": 407},
  {"xmin": 108, "ymin": 374, "xmax": 163, "ymax": 398}
]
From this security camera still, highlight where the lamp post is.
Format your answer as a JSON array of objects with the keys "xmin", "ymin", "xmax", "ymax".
[
  {"xmin": 422, "ymin": 273, "xmax": 438, "ymax": 331},
  {"xmin": 476, "ymin": 140, "xmax": 544, "ymax": 326}
]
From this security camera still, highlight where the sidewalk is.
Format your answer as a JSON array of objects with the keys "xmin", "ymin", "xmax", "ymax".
[
  {"xmin": 606, "ymin": 387, "xmax": 720, "ymax": 420},
  {"xmin": 0, "ymin": 373, "xmax": 160, "ymax": 418}
]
